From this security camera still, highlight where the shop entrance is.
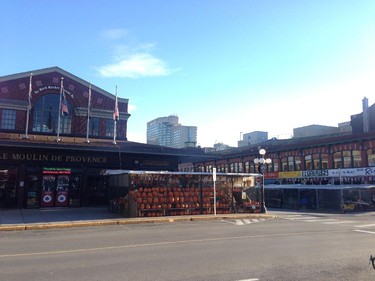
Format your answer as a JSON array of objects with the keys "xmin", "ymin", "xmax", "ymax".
[
  {"xmin": 41, "ymin": 174, "xmax": 70, "ymax": 207},
  {"xmin": 86, "ymin": 175, "xmax": 108, "ymax": 206},
  {"xmin": 38, "ymin": 168, "xmax": 81, "ymax": 208},
  {"xmin": 0, "ymin": 168, "xmax": 17, "ymax": 208}
]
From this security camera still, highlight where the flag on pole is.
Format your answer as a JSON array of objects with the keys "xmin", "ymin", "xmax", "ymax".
[
  {"xmin": 113, "ymin": 91, "xmax": 119, "ymax": 121},
  {"xmin": 87, "ymin": 84, "xmax": 92, "ymax": 119},
  {"xmin": 27, "ymin": 74, "xmax": 33, "ymax": 111},
  {"xmin": 61, "ymin": 78, "xmax": 69, "ymax": 116},
  {"xmin": 24, "ymin": 73, "xmax": 33, "ymax": 138},
  {"xmin": 86, "ymin": 84, "xmax": 92, "ymax": 143}
]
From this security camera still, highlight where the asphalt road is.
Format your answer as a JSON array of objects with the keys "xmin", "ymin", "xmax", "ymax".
[{"xmin": 1, "ymin": 211, "xmax": 375, "ymax": 281}]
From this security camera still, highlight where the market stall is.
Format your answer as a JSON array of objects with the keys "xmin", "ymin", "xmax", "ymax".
[{"xmin": 106, "ymin": 171, "xmax": 262, "ymax": 217}]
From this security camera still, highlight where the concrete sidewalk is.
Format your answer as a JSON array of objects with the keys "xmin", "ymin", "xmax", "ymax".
[{"xmin": 0, "ymin": 207, "xmax": 275, "ymax": 231}]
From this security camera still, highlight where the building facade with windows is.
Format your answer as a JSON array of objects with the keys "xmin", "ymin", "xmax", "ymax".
[
  {"xmin": 238, "ymin": 131, "xmax": 268, "ymax": 147},
  {"xmin": 0, "ymin": 67, "xmax": 207, "ymax": 209},
  {"xmin": 147, "ymin": 115, "xmax": 197, "ymax": 148},
  {"xmin": 0, "ymin": 67, "xmax": 130, "ymax": 140},
  {"xmin": 189, "ymin": 98, "xmax": 375, "ymax": 186}
]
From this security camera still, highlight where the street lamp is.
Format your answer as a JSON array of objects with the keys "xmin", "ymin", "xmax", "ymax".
[{"xmin": 253, "ymin": 148, "xmax": 272, "ymax": 213}]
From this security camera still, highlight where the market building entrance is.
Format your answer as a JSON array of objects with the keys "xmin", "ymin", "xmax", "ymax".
[
  {"xmin": 0, "ymin": 168, "xmax": 17, "ymax": 208},
  {"xmin": 25, "ymin": 167, "xmax": 82, "ymax": 208}
]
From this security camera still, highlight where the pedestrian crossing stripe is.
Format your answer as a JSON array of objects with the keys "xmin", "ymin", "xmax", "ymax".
[{"xmin": 222, "ymin": 218, "xmax": 267, "ymax": 225}]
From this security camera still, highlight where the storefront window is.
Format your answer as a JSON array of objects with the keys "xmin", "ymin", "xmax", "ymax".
[
  {"xmin": 234, "ymin": 162, "xmax": 239, "ymax": 173},
  {"xmin": 305, "ymin": 155, "xmax": 312, "ymax": 170},
  {"xmin": 0, "ymin": 168, "xmax": 17, "ymax": 208},
  {"xmin": 250, "ymin": 162, "xmax": 256, "ymax": 173},
  {"xmin": 313, "ymin": 154, "xmax": 321, "ymax": 170},
  {"xmin": 321, "ymin": 154, "xmax": 329, "ymax": 169},
  {"xmin": 281, "ymin": 157, "xmax": 288, "ymax": 171},
  {"xmin": 224, "ymin": 163, "xmax": 229, "ymax": 173},
  {"xmin": 273, "ymin": 161, "xmax": 279, "ymax": 172},
  {"xmin": 352, "ymin": 150, "xmax": 362, "ymax": 167},
  {"xmin": 333, "ymin": 152, "xmax": 342, "ymax": 168},
  {"xmin": 343, "ymin": 150, "xmax": 351, "ymax": 168},
  {"xmin": 368, "ymin": 149, "xmax": 375, "ymax": 166},
  {"xmin": 25, "ymin": 173, "xmax": 40, "ymax": 208},
  {"xmin": 238, "ymin": 162, "xmax": 243, "ymax": 173},
  {"xmin": 245, "ymin": 162, "xmax": 249, "ymax": 173},
  {"xmin": 206, "ymin": 165, "xmax": 212, "ymax": 172},
  {"xmin": 288, "ymin": 156, "xmax": 294, "ymax": 171},
  {"xmin": 1, "ymin": 109, "xmax": 16, "ymax": 129},
  {"xmin": 295, "ymin": 156, "xmax": 302, "ymax": 171},
  {"xmin": 32, "ymin": 93, "xmax": 72, "ymax": 134}
]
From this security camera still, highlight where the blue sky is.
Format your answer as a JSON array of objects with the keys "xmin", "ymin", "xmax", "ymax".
[{"xmin": 1, "ymin": 0, "xmax": 375, "ymax": 147}]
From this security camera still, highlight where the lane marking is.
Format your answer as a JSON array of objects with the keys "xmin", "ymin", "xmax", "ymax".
[
  {"xmin": 236, "ymin": 279, "xmax": 259, "ymax": 281},
  {"xmin": 284, "ymin": 215, "xmax": 302, "ymax": 218},
  {"xmin": 354, "ymin": 224, "xmax": 375, "ymax": 228},
  {"xmin": 322, "ymin": 221, "xmax": 354, "ymax": 225},
  {"xmin": 354, "ymin": 230, "xmax": 375, "ymax": 235},
  {"xmin": 285, "ymin": 216, "xmax": 319, "ymax": 220},
  {"xmin": 304, "ymin": 219, "xmax": 336, "ymax": 223},
  {"xmin": 235, "ymin": 219, "xmax": 245, "ymax": 225},
  {"xmin": 0, "ymin": 229, "xmax": 347, "ymax": 259}
]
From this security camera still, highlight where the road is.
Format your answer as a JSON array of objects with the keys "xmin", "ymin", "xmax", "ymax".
[{"xmin": 1, "ymin": 211, "xmax": 375, "ymax": 281}]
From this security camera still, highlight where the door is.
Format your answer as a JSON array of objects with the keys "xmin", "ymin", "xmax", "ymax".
[
  {"xmin": 40, "ymin": 175, "xmax": 70, "ymax": 207},
  {"xmin": 0, "ymin": 168, "xmax": 17, "ymax": 208},
  {"xmin": 41, "ymin": 175, "xmax": 56, "ymax": 207}
]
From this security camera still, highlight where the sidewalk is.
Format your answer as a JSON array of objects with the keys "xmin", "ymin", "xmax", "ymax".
[{"xmin": 0, "ymin": 207, "xmax": 275, "ymax": 231}]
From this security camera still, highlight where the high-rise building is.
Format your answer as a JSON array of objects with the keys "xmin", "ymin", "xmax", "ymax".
[
  {"xmin": 238, "ymin": 131, "xmax": 268, "ymax": 147},
  {"xmin": 147, "ymin": 115, "xmax": 197, "ymax": 148}
]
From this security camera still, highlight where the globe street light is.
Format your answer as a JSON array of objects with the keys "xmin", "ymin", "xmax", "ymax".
[{"xmin": 253, "ymin": 148, "xmax": 272, "ymax": 213}]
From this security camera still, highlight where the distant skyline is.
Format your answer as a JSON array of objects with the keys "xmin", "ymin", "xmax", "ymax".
[{"xmin": 1, "ymin": 0, "xmax": 375, "ymax": 147}]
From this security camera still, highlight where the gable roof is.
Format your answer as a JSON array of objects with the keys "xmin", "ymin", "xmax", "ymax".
[{"xmin": 0, "ymin": 66, "xmax": 128, "ymax": 103}]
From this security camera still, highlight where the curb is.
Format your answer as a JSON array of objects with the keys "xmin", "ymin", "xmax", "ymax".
[{"xmin": 0, "ymin": 214, "xmax": 276, "ymax": 232}]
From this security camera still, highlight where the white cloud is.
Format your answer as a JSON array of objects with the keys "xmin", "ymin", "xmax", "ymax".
[
  {"xmin": 98, "ymin": 53, "xmax": 171, "ymax": 78},
  {"xmin": 97, "ymin": 29, "xmax": 173, "ymax": 78}
]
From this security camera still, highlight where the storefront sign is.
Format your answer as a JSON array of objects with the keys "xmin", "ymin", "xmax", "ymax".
[
  {"xmin": 43, "ymin": 168, "xmax": 71, "ymax": 175},
  {"xmin": 329, "ymin": 167, "xmax": 375, "ymax": 177},
  {"xmin": 0, "ymin": 152, "xmax": 108, "ymax": 164},
  {"xmin": 302, "ymin": 170, "xmax": 329, "ymax": 178},
  {"xmin": 34, "ymin": 85, "xmax": 74, "ymax": 98},
  {"xmin": 278, "ymin": 171, "xmax": 302, "ymax": 178}
]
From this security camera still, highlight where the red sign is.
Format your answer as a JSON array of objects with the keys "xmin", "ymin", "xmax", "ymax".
[
  {"xmin": 55, "ymin": 191, "xmax": 69, "ymax": 207},
  {"xmin": 41, "ymin": 191, "xmax": 54, "ymax": 207}
]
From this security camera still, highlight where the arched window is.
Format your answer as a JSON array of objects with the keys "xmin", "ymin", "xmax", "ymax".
[{"xmin": 32, "ymin": 94, "xmax": 72, "ymax": 134}]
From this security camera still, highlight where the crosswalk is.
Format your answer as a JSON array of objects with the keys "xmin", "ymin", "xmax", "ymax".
[
  {"xmin": 222, "ymin": 214, "xmax": 375, "ymax": 233},
  {"xmin": 282, "ymin": 214, "xmax": 375, "ymax": 230},
  {"xmin": 283, "ymin": 214, "xmax": 355, "ymax": 225},
  {"xmin": 222, "ymin": 218, "xmax": 268, "ymax": 226}
]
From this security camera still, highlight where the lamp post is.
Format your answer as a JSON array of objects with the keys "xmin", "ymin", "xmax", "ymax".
[{"xmin": 253, "ymin": 148, "xmax": 272, "ymax": 213}]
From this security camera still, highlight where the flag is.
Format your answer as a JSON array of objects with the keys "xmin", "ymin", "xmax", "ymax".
[
  {"xmin": 60, "ymin": 78, "xmax": 69, "ymax": 116},
  {"xmin": 113, "ymin": 91, "xmax": 119, "ymax": 121},
  {"xmin": 86, "ymin": 84, "xmax": 92, "ymax": 143},
  {"xmin": 27, "ymin": 74, "xmax": 33, "ymax": 111},
  {"xmin": 87, "ymin": 84, "xmax": 92, "ymax": 118},
  {"xmin": 24, "ymin": 73, "xmax": 33, "ymax": 138}
]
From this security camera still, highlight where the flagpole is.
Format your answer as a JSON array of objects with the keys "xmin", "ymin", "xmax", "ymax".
[
  {"xmin": 57, "ymin": 77, "xmax": 63, "ymax": 142},
  {"xmin": 86, "ymin": 83, "xmax": 91, "ymax": 143},
  {"xmin": 113, "ymin": 86, "xmax": 118, "ymax": 145},
  {"xmin": 24, "ymin": 73, "xmax": 32, "ymax": 139}
]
